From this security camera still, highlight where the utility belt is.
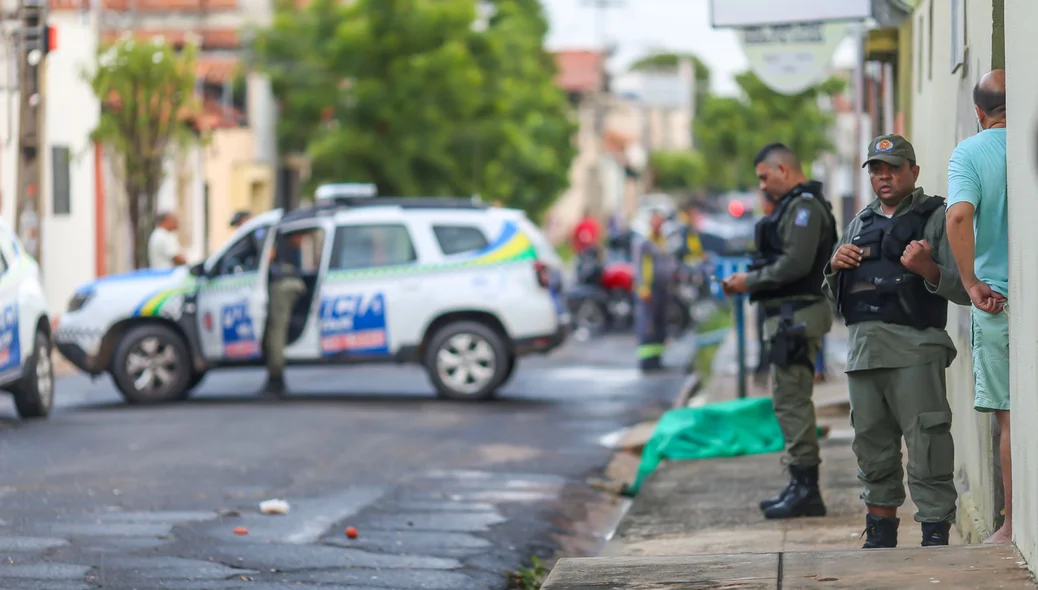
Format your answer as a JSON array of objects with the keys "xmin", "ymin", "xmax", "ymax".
[
  {"xmin": 766, "ymin": 302, "xmax": 814, "ymax": 371},
  {"xmin": 761, "ymin": 299, "xmax": 820, "ymax": 319}
]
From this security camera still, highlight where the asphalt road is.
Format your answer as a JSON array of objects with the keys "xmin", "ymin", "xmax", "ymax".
[{"xmin": 0, "ymin": 333, "xmax": 690, "ymax": 590}]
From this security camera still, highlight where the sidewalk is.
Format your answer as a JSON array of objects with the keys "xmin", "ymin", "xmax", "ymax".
[{"xmin": 546, "ymin": 319, "xmax": 1037, "ymax": 589}]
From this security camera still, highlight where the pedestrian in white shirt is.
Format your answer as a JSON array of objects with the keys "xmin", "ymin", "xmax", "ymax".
[{"xmin": 148, "ymin": 211, "xmax": 187, "ymax": 269}]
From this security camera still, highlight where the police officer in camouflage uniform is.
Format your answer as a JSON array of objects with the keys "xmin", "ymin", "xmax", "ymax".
[
  {"xmin": 722, "ymin": 143, "xmax": 836, "ymax": 520},
  {"xmin": 823, "ymin": 135, "xmax": 970, "ymax": 549},
  {"xmin": 261, "ymin": 230, "xmax": 307, "ymax": 397},
  {"xmin": 633, "ymin": 209, "xmax": 676, "ymax": 372}
]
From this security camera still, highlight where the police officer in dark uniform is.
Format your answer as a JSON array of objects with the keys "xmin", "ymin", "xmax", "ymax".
[
  {"xmin": 261, "ymin": 230, "xmax": 307, "ymax": 397},
  {"xmin": 823, "ymin": 134, "xmax": 969, "ymax": 549},
  {"xmin": 722, "ymin": 143, "xmax": 837, "ymax": 519}
]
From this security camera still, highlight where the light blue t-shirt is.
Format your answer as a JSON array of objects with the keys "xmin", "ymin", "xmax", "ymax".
[{"xmin": 947, "ymin": 127, "xmax": 1008, "ymax": 297}]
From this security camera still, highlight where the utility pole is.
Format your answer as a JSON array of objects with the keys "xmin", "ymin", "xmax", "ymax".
[
  {"xmin": 13, "ymin": 0, "xmax": 47, "ymax": 266},
  {"xmin": 583, "ymin": 0, "xmax": 622, "ymax": 219}
]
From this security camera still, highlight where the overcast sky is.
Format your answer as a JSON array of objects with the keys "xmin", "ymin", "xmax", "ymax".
[{"xmin": 540, "ymin": 0, "xmax": 858, "ymax": 96}]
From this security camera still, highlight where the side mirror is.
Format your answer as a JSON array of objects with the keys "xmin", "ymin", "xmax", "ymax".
[{"xmin": 189, "ymin": 262, "xmax": 205, "ymax": 277}]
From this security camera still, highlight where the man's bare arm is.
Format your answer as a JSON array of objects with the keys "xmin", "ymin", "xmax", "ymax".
[{"xmin": 945, "ymin": 202, "xmax": 978, "ymax": 288}]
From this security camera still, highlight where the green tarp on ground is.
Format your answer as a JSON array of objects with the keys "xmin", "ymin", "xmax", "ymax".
[{"xmin": 627, "ymin": 397, "xmax": 787, "ymax": 496}]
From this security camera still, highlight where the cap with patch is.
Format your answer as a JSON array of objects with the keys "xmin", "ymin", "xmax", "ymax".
[{"xmin": 862, "ymin": 134, "xmax": 916, "ymax": 168}]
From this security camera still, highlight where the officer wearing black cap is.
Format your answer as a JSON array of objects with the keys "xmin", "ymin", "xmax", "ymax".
[{"xmin": 822, "ymin": 134, "xmax": 969, "ymax": 549}]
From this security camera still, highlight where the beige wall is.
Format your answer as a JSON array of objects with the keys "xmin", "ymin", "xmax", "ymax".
[
  {"xmin": 203, "ymin": 127, "xmax": 274, "ymax": 253},
  {"xmin": 1005, "ymin": 0, "xmax": 1038, "ymax": 574},
  {"xmin": 909, "ymin": 0, "xmax": 1001, "ymax": 542}
]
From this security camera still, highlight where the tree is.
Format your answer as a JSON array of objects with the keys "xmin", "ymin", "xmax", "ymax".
[
  {"xmin": 648, "ymin": 150, "xmax": 708, "ymax": 193},
  {"xmin": 630, "ymin": 52, "xmax": 711, "ymax": 116},
  {"xmin": 694, "ymin": 71, "xmax": 846, "ymax": 192},
  {"xmin": 87, "ymin": 37, "xmax": 201, "ymax": 269},
  {"xmin": 254, "ymin": 0, "xmax": 575, "ymax": 219}
]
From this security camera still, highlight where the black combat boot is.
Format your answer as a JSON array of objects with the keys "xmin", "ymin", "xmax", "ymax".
[
  {"xmin": 921, "ymin": 521, "xmax": 951, "ymax": 547},
  {"xmin": 759, "ymin": 473, "xmax": 796, "ymax": 511},
  {"xmin": 861, "ymin": 513, "xmax": 899, "ymax": 549},
  {"xmin": 762, "ymin": 465, "xmax": 827, "ymax": 519},
  {"xmin": 259, "ymin": 375, "xmax": 287, "ymax": 399}
]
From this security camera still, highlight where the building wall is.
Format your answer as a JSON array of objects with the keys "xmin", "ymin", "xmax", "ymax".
[
  {"xmin": 0, "ymin": 24, "xmax": 21, "ymax": 232},
  {"xmin": 908, "ymin": 0, "xmax": 1001, "ymax": 542},
  {"xmin": 203, "ymin": 126, "xmax": 273, "ymax": 253},
  {"xmin": 41, "ymin": 11, "xmax": 101, "ymax": 314},
  {"xmin": 1004, "ymin": 0, "xmax": 1038, "ymax": 573}
]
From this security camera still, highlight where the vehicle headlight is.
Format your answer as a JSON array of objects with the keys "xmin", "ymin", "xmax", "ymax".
[{"xmin": 68, "ymin": 290, "xmax": 94, "ymax": 312}]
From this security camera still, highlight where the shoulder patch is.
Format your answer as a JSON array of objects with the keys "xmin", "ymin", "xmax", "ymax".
[{"xmin": 794, "ymin": 208, "xmax": 811, "ymax": 227}]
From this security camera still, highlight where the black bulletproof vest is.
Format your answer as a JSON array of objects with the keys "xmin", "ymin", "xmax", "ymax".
[
  {"xmin": 838, "ymin": 196, "xmax": 948, "ymax": 330},
  {"xmin": 749, "ymin": 182, "xmax": 838, "ymax": 303}
]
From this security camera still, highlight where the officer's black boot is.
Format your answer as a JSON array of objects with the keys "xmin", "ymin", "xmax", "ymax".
[
  {"xmin": 762, "ymin": 465, "xmax": 827, "ymax": 519},
  {"xmin": 921, "ymin": 521, "xmax": 951, "ymax": 547},
  {"xmin": 861, "ymin": 513, "xmax": 899, "ymax": 549},
  {"xmin": 759, "ymin": 474, "xmax": 796, "ymax": 511},
  {"xmin": 259, "ymin": 375, "xmax": 287, "ymax": 399}
]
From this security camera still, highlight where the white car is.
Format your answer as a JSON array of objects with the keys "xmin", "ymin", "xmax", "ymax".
[
  {"xmin": 55, "ymin": 197, "xmax": 568, "ymax": 403},
  {"xmin": 0, "ymin": 221, "xmax": 55, "ymax": 419}
]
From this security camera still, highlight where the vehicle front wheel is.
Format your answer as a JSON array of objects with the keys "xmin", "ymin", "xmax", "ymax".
[
  {"xmin": 111, "ymin": 324, "xmax": 192, "ymax": 405},
  {"xmin": 11, "ymin": 330, "xmax": 54, "ymax": 419},
  {"xmin": 425, "ymin": 321, "xmax": 509, "ymax": 401}
]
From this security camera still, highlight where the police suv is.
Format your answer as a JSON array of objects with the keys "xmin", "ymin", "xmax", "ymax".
[
  {"xmin": 0, "ymin": 220, "xmax": 55, "ymax": 419},
  {"xmin": 54, "ymin": 188, "xmax": 568, "ymax": 403}
]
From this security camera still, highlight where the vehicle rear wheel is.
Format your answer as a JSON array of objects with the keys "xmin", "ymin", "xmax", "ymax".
[
  {"xmin": 111, "ymin": 324, "xmax": 192, "ymax": 405},
  {"xmin": 11, "ymin": 330, "xmax": 54, "ymax": 419},
  {"xmin": 186, "ymin": 371, "xmax": 207, "ymax": 392},
  {"xmin": 425, "ymin": 321, "xmax": 508, "ymax": 401},
  {"xmin": 573, "ymin": 299, "xmax": 609, "ymax": 337},
  {"xmin": 496, "ymin": 354, "xmax": 517, "ymax": 389}
]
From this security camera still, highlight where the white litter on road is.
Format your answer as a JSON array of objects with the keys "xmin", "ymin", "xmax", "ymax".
[{"xmin": 259, "ymin": 499, "xmax": 290, "ymax": 515}]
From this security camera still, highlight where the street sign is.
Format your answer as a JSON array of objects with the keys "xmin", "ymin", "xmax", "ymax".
[
  {"xmin": 737, "ymin": 21, "xmax": 848, "ymax": 95},
  {"xmin": 709, "ymin": 0, "xmax": 871, "ymax": 29}
]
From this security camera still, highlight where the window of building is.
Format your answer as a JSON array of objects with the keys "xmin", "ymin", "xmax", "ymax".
[
  {"xmin": 51, "ymin": 146, "xmax": 70, "ymax": 215},
  {"xmin": 928, "ymin": 0, "xmax": 934, "ymax": 80},
  {"xmin": 433, "ymin": 225, "xmax": 489, "ymax": 256},
  {"xmin": 950, "ymin": 0, "xmax": 966, "ymax": 73},
  {"xmin": 917, "ymin": 14, "xmax": 925, "ymax": 93},
  {"xmin": 329, "ymin": 224, "xmax": 417, "ymax": 270}
]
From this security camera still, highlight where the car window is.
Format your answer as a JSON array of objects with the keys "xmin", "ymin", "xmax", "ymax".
[
  {"xmin": 274, "ymin": 227, "xmax": 326, "ymax": 274},
  {"xmin": 329, "ymin": 224, "xmax": 417, "ymax": 270},
  {"xmin": 433, "ymin": 225, "xmax": 488, "ymax": 256},
  {"xmin": 213, "ymin": 226, "xmax": 269, "ymax": 277}
]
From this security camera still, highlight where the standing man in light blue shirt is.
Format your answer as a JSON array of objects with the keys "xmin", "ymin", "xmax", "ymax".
[{"xmin": 946, "ymin": 69, "xmax": 1011, "ymax": 545}]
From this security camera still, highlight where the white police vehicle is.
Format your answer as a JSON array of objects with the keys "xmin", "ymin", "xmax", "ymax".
[
  {"xmin": 55, "ymin": 191, "xmax": 568, "ymax": 403},
  {"xmin": 0, "ymin": 221, "xmax": 55, "ymax": 419}
]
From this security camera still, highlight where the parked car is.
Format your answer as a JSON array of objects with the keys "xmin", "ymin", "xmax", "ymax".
[
  {"xmin": 55, "ymin": 196, "xmax": 568, "ymax": 403},
  {"xmin": 0, "ymin": 221, "xmax": 55, "ymax": 419}
]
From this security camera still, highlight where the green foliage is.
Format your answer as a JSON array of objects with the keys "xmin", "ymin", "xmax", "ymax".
[
  {"xmin": 254, "ymin": 0, "xmax": 576, "ymax": 219},
  {"xmin": 694, "ymin": 71, "xmax": 847, "ymax": 192},
  {"xmin": 507, "ymin": 555, "xmax": 546, "ymax": 590},
  {"xmin": 649, "ymin": 150, "xmax": 708, "ymax": 193},
  {"xmin": 86, "ymin": 37, "xmax": 200, "ymax": 269}
]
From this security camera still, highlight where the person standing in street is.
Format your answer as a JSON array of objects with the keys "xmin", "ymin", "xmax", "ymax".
[
  {"xmin": 825, "ymin": 134, "xmax": 970, "ymax": 549},
  {"xmin": 230, "ymin": 210, "xmax": 252, "ymax": 229},
  {"xmin": 148, "ymin": 211, "xmax": 187, "ymax": 269},
  {"xmin": 946, "ymin": 69, "xmax": 1011, "ymax": 544},
  {"xmin": 722, "ymin": 143, "xmax": 836, "ymax": 519},
  {"xmin": 261, "ymin": 230, "xmax": 308, "ymax": 397},
  {"xmin": 572, "ymin": 209, "xmax": 601, "ymax": 256},
  {"xmin": 633, "ymin": 209, "xmax": 675, "ymax": 372}
]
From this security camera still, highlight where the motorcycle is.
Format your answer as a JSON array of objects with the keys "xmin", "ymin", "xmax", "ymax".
[{"xmin": 566, "ymin": 234, "xmax": 694, "ymax": 339}]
